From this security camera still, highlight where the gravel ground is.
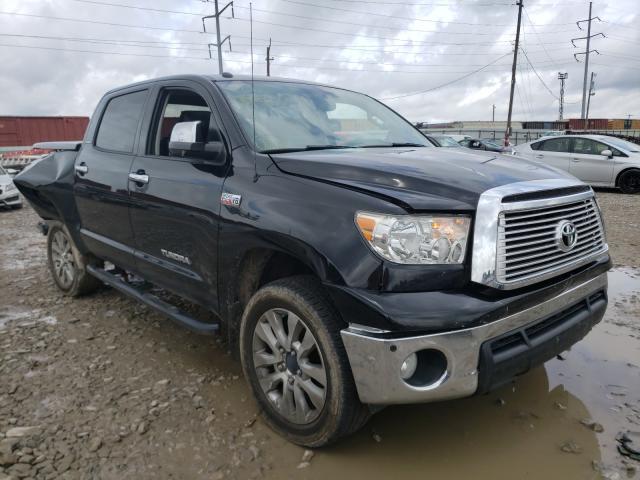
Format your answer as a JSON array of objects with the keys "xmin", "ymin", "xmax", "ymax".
[{"xmin": 0, "ymin": 191, "xmax": 639, "ymax": 480}]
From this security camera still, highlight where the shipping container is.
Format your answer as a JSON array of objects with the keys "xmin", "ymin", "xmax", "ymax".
[
  {"xmin": 609, "ymin": 119, "xmax": 625, "ymax": 130},
  {"xmin": 0, "ymin": 116, "xmax": 89, "ymax": 148},
  {"xmin": 521, "ymin": 121, "xmax": 568, "ymax": 130},
  {"xmin": 568, "ymin": 118, "xmax": 609, "ymax": 130}
]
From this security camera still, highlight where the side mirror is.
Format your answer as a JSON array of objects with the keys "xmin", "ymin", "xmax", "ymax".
[
  {"xmin": 6, "ymin": 168, "xmax": 18, "ymax": 176},
  {"xmin": 600, "ymin": 149, "xmax": 613, "ymax": 158},
  {"xmin": 168, "ymin": 121, "xmax": 226, "ymax": 165}
]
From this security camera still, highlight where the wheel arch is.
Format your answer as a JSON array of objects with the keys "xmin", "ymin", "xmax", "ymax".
[
  {"xmin": 615, "ymin": 166, "xmax": 640, "ymax": 187},
  {"xmin": 222, "ymin": 245, "xmax": 341, "ymax": 356}
]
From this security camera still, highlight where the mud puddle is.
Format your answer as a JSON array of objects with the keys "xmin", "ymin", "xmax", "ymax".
[{"xmin": 278, "ymin": 268, "xmax": 640, "ymax": 480}]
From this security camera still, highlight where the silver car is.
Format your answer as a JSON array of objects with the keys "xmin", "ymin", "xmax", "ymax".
[
  {"xmin": 514, "ymin": 135, "xmax": 640, "ymax": 193},
  {"xmin": 0, "ymin": 165, "xmax": 22, "ymax": 209}
]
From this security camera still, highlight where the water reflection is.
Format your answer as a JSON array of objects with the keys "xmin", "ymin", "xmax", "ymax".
[{"xmin": 292, "ymin": 368, "xmax": 599, "ymax": 480}]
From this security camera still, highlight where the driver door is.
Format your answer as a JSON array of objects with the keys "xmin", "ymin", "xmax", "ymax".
[{"xmin": 128, "ymin": 81, "xmax": 230, "ymax": 308}]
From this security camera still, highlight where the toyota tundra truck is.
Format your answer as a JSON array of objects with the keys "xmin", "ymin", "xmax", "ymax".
[{"xmin": 14, "ymin": 74, "xmax": 610, "ymax": 447}]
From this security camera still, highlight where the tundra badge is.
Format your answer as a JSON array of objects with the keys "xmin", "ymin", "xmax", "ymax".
[
  {"xmin": 221, "ymin": 192, "xmax": 242, "ymax": 207},
  {"xmin": 161, "ymin": 249, "xmax": 192, "ymax": 265}
]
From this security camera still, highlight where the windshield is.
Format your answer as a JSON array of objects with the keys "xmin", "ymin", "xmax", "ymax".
[
  {"xmin": 217, "ymin": 80, "xmax": 430, "ymax": 153},
  {"xmin": 434, "ymin": 136, "xmax": 461, "ymax": 147},
  {"xmin": 600, "ymin": 137, "xmax": 639, "ymax": 153}
]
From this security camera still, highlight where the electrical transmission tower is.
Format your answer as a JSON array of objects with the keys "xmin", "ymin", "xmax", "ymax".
[
  {"xmin": 557, "ymin": 72, "xmax": 568, "ymax": 120},
  {"xmin": 571, "ymin": 1, "xmax": 604, "ymax": 121},
  {"xmin": 202, "ymin": 0, "xmax": 235, "ymax": 74}
]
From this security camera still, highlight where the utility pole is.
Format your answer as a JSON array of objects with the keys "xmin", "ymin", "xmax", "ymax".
[
  {"xmin": 266, "ymin": 38, "xmax": 274, "ymax": 77},
  {"xmin": 585, "ymin": 72, "xmax": 596, "ymax": 126},
  {"xmin": 572, "ymin": 1, "xmax": 603, "ymax": 122},
  {"xmin": 492, "ymin": 104, "xmax": 496, "ymax": 123},
  {"xmin": 504, "ymin": 0, "xmax": 523, "ymax": 147},
  {"xmin": 557, "ymin": 72, "xmax": 568, "ymax": 121},
  {"xmin": 202, "ymin": 0, "xmax": 234, "ymax": 74}
]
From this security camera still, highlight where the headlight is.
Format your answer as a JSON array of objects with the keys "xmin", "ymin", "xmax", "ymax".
[
  {"xmin": 5, "ymin": 183, "xmax": 16, "ymax": 191},
  {"xmin": 355, "ymin": 212, "xmax": 471, "ymax": 264}
]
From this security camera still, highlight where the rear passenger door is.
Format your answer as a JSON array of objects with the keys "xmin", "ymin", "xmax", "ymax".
[
  {"xmin": 569, "ymin": 137, "xmax": 615, "ymax": 184},
  {"xmin": 128, "ymin": 81, "xmax": 230, "ymax": 309},
  {"xmin": 74, "ymin": 88, "xmax": 149, "ymax": 267},
  {"xmin": 530, "ymin": 137, "xmax": 572, "ymax": 173}
]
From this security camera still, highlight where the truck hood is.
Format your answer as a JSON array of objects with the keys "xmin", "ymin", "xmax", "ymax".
[{"xmin": 269, "ymin": 147, "xmax": 574, "ymax": 210}]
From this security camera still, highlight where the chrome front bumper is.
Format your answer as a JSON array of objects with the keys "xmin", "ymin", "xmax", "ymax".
[{"xmin": 340, "ymin": 271, "xmax": 607, "ymax": 405}]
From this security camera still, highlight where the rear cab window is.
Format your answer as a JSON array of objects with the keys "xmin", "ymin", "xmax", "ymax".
[{"xmin": 95, "ymin": 90, "xmax": 148, "ymax": 153}]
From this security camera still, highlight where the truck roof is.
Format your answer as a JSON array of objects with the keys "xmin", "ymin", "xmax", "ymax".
[{"xmin": 105, "ymin": 74, "xmax": 330, "ymax": 95}]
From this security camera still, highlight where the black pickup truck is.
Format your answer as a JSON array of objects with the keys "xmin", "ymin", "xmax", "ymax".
[{"xmin": 15, "ymin": 74, "xmax": 610, "ymax": 447}]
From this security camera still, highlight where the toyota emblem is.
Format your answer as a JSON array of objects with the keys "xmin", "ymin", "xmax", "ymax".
[{"xmin": 556, "ymin": 220, "xmax": 578, "ymax": 252}]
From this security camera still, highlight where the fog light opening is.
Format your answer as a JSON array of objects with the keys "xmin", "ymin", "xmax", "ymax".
[{"xmin": 401, "ymin": 349, "xmax": 448, "ymax": 388}]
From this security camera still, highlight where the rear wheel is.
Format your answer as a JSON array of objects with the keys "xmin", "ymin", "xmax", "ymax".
[
  {"xmin": 239, "ymin": 276, "xmax": 370, "ymax": 447},
  {"xmin": 47, "ymin": 224, "xmax": 102, "ymax": 296},
  {"xmin": 619, "ymin": 169, "xmax": 640, "ymax": 194}
]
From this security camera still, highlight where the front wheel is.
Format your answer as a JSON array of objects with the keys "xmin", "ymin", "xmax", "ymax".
[
  {"xmin": 239, "ymin": 276, "xmax": 370, "ymax": 447},
  {"xmin": 47, "ymin": 224, "xmax": 102, "ymax": 297},
  {"xmin": 619, "ymin": 169, "xmax": 640, "ymax": 194}
]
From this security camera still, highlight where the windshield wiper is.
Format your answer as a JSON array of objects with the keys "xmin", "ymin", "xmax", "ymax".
[
  {"xmin": 359, "ymin": 142, "xmax": 428, "ymax": 148},
  {"xmin": 261, "ymin": 145, "xmax": 356, "ymax": 154}
]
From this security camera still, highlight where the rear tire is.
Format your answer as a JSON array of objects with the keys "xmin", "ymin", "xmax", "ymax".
[
  {"xmin": 239, "ymin": 276, "xmax": 370, "ymax": 447},
  {"xmin": 618, "ymin": 169, "xmax": 640, "ymax": 194},
  {"xmin": 47, "ymin": 224, "xmax": 102, "ymax": 297}
]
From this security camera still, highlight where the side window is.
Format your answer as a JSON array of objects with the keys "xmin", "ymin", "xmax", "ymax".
[
  {"xmin": 95, "ymin": 90, "xmax": 148, "ymax": 153},
  {"xmin": 540, "ymin": 138, "xmax": 571, "ymax": 153},
  {"xmin": 572, "ymin": 138, "xmax": 613, "ymax": 156},
  {"xmin": 150, "ymin": 89, "xmax": 216, "ymax": 157},
  {"xmin": 530, "ymin": 141, "xmax": 543, "ymax": 150}
]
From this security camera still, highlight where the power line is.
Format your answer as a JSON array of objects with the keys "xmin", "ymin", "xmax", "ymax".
[
  {"xmin": 232, "ymin": 16, "xmax": 517, "ymax": 44},
  {"xmin": 274, "ymin": 0, "xmax": 575, "ymax": 27},
  {"xmin": 382, "ymin": 53, "xmax": 511, "ymax": 100},
  {"xmin": 233, "ymin": 5, "xmax": 517, "ymax": 36},
  {"xmin": 0, "ymin": 42, "xmax": 524, "ymax": 74},
  {"xmin": 0, "ymin": 10, "xmax": 206, "ymax": 34},
  {"xmin": 519, "ymin": 47, "xmax": 559, "ymax": 100}
]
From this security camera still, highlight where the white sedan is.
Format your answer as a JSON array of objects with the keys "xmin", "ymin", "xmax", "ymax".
[
  {"xmin": 513, "ymin": 135, "xmax": 640, "ymax": 193},
  {"xmin": 0, "ymin": 165, "xmax": 22, "ymax": 209}
]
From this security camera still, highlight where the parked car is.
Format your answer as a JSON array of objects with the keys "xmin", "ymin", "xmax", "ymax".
[
  {"xmin": 426, "ymin": 134, "xmax": 463, "ymax": 148},
  {"xmin": 459, "ymin": 138, "xmax": 513, "ymax": 154},
  {"xmin": 513, "ymin": 135, "xmax": 640, "ymax": 193},
  {"xmin": 14, "ymin": 74, "xmax": 610, "ymax": 447},
  {"xmin": 0, "ymin": 165, "xmax": 22, "ymax": 209}
]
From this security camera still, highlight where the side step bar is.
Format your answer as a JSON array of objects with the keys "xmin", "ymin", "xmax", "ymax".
[{"xmin": 86, "ymin": 265, "xmax": 219, "ymax": 335}]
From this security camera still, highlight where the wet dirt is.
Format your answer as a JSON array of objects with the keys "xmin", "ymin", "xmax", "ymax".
[{"xmin": 0, "ymin": 191, "xmax": 639, "ymax": 480}]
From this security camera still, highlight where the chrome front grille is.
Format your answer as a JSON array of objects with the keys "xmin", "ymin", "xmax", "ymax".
[{"xmin": 496, "ymin": 198, "xmax": 606, "ymax": 284}]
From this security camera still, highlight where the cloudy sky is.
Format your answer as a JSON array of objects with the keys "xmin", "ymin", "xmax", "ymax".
[{"xmin": 0, "ymin": 0, "xmax": 637, "ymax": 123}]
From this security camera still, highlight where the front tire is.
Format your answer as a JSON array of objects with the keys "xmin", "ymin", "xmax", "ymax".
[
  {"xmin": 619, "ymin": 169, "xmax": 640, "ymax": 194},
  {"xmin": 47, "ymin": 224, "xmax": 102, "ymax": 297},
  {"xmin": 239, "ymin": 276, "xmax": 369, "ymax": 447}
]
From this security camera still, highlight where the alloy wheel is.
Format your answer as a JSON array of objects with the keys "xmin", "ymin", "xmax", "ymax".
[
  {"xmin": 50, "ymin": 231, "xmax": 75, "ymax": 289},
  {"xmin": 252, "ymin": 308, "xmax": 327, "ymax": 424}
]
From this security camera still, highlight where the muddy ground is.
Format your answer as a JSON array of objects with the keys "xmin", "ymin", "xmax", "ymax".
[{"xmin": 1, "ymin": 190, "xmax": 639, "ymax": 480}]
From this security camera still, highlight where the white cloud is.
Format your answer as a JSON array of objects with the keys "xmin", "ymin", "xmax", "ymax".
[{"xmin": 0, "ymin": 0, "xmax": 637, "ymax": 123}]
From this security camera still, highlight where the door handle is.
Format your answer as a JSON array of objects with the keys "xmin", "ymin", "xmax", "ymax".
[
  {"xmin": 535, "ymin": 155, "xmax": 544, "ymax": 159},
  {"xmin": 75, "ymin": 163, "xmax": 88, "ymax": 175},
  {"xmin": 128, "ymin": 172, "xmax": 149, "ymax": 185},
  {"xmin": 571, "ymin": 158, "xmax": 581, "ymax": 163}
]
